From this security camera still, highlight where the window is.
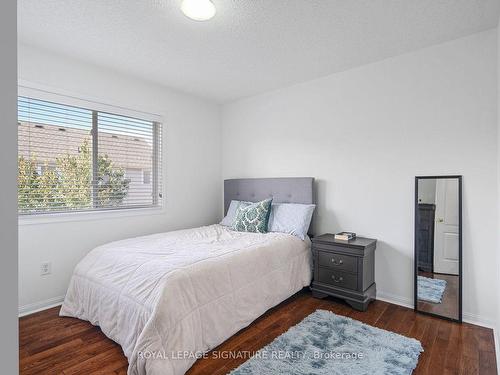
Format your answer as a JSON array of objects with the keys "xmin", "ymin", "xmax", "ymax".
[
  {"xmin": 143, "ymin": 170, "xmax": 151, "ymax": 185},
  {"xmin": 18, "ymin": 96, "xmax": 162, "ymax": 215}
]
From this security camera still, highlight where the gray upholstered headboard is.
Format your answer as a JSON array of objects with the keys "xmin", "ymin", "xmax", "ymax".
[{"xmin": 224, "ymin": 177, "xmax": 315, "ymax": 214}]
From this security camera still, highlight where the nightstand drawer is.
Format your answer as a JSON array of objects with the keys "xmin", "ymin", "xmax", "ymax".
[
  {"xmin": 317, "ymin": 251, "xmax": 357, "ymax": 273},
  {"xmin": 317, "ymin": 268, "xmax": 357, "ymax": 290}
]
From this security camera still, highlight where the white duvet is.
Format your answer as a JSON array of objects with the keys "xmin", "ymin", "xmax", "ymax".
[{"xmin": 60, "ymin": 224, "xmax": 312, "ymax": 375}]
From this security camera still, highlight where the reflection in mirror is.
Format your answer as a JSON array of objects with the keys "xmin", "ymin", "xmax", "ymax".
[{"xmin": 415, "ymin": 177, "xmax": 461, "ymax": 322}]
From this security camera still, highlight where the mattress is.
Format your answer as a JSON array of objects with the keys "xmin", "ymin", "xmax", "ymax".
[{"xmin": 60, "ymin": 224, "xmax": 312, "ymax": 375}]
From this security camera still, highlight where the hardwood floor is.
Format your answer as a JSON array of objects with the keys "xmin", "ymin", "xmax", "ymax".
[{"xmin": 19, "ymin": 290, "xmax": 497, "ymax": 375}]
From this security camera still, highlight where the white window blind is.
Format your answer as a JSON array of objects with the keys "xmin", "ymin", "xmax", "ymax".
[{"xmin": 18, "ymin": 96, "xmax": 162, "ymax": 215}]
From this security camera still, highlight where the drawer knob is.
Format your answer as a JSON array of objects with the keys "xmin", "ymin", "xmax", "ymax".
[
  {"xmin": 331, "ymin": 275, "xmax": 344, "ymax": 283},
  {"xmin": 331, "ymin": 258, "xmax": 343, "ymax": 265}
]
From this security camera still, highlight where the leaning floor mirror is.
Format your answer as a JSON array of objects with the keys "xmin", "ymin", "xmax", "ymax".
[{"xmin": 414, "ymin": 176, "xmax": 462, "ymax": 322}]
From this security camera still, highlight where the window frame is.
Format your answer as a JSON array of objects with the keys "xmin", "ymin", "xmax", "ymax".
[{"xmin": 18, "ymin": 82, "xmax": 165, "ymax": 225}]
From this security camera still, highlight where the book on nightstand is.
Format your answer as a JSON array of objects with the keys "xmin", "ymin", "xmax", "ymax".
[{"xmin": 334, "ymin": 231, "xmax": 356, "ymax": 241}]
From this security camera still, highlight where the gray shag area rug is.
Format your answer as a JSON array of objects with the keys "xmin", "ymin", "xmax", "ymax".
[
  {"xmin": 417, "ymin": 276, "xmax": 447, "ymax": 304},
  {"xmin": 230, "ymin": 309, "xmax": 423, "ymax": 375}
]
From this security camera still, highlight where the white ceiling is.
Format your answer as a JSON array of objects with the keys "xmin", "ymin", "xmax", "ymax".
[{"xmin": 19, "ymin": 0, "xmax": 500, "ymax": 103}]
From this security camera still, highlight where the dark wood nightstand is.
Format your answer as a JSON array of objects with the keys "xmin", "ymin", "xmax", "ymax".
[{"xmin": 310, "ymin": 234, "xmax": 377, "ymax": 311}]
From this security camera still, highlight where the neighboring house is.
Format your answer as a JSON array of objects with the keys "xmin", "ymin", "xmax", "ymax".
[{"xmin": 18, "ymin": 121, "xmax": 153, "ymax": 205}]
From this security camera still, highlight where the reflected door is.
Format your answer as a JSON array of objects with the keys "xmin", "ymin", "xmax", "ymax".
[{"xmin": 434, "ymin": 179, "xmax": 459, "ymax": 275}]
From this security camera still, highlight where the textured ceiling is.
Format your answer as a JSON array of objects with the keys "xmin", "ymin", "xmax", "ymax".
[{"xmin": 18, "ymin": 0, "xmax": 500, "ymax": 103}]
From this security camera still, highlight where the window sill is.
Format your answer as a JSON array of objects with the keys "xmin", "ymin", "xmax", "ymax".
[{"xmin": 18, "ymin": 206, "xmax": 166, "ymax": 226}]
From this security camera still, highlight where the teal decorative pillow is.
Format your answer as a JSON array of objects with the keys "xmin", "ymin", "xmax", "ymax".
[{"xmin": 231, "ymin": 198, "xmax": 273, "ymax": 233}]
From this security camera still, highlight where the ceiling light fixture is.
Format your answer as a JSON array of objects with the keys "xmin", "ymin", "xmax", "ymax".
[{"xmin": 181, "ymin": 0, "xmax": 216, "ymax": 21}]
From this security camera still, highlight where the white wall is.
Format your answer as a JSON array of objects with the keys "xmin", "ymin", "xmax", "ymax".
[
  {"xmin": 222, "ymin": 30, "xmax": 498, "ymax": 326},
  {"xmin": 18, "ymin": 44, "xmax": 222, "ymax": 313},
  {"xmin": 496, "ymin": 20, "xmax": 500, "ymax": 371},
  {"xmin": 1, "ymin": 0, "xmax": 18, "ymax": 371}
]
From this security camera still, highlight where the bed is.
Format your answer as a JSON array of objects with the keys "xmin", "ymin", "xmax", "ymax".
[{"xmin": 60, "ymin": 177, "xmax": 315, "ymax": 375}]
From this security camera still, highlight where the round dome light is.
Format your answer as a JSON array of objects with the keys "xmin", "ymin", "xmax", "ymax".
[{"xmin": 181, "ymin": 0, "xmax": 216, "ymax": 21}]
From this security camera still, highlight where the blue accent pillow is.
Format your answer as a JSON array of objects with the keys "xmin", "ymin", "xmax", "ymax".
[
  {"xmin": 267, "ymin": 203, "xmax": 315, "ymax": 240},
  {"xmin": 231, "ymin": 198, "xmax": 273, "ymax": 233}
]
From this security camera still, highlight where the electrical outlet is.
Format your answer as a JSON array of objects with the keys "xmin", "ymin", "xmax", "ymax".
[{"xmin": 40, "ymin": 261, "xmax": 51, "ymax": 276}]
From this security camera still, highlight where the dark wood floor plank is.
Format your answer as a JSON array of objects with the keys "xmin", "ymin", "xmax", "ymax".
[
  {"xmin": 408, "ymin": 313, "xmax": 430, "ymax": 342},
  {"xmin": 372, "ymin": 302, "xmax": 399, "ymax": 330},
  {"xmin": 63, "ymin": 347, "xmax": 124, "ymax": 375},
  {"xmin": 479, "ymin": 350, "xmax": 498, "ymax": 375},
  {"xmin": 443, "ymin": 323, "xmax": 461, "ymax": 374},
  {"xmin": 348, "ymin": 299, "xmax": 389, "ymax": 326},
  {"xmin": 426, "ymin": 321, "xmax": 452, "ymax": 375},
  {"xmin": 19, "ymin": 290, "xmax": 497, "ymax": 375},
  {"xmin": 413, "ymin": 316, "xmax": 441, "ymax": 375},
  {"xmin": 113, "ymin": 366, "xmax": 128, "ymax": 375}
]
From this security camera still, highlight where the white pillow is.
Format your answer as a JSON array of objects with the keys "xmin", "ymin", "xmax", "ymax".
[
  {"xmin": 267, "ymin": 203, "xmax": 315, "ymax": 240},
  {"xmin": 220, "ymin": 200, "xmax": 251, "ymax": 226}
]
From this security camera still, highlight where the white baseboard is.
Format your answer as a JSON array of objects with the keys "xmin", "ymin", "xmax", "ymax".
[
  {"xmin": 377, "ymin": 290, "xmax": 496, "ymax": 329},
  {"xmin": 18, "ymin": 295, "xmax": 65, "ymax": 317},
  {"xmin": 462, "ymin": 311, "xmax": 497, "ymax": 329},
  {"xmin": 494, "ymin": 327, "xmax": 500, "ymax": 375},
  {"xmin": 377, "ymin": 290, "xmax": 413, "ymax": 309}
]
